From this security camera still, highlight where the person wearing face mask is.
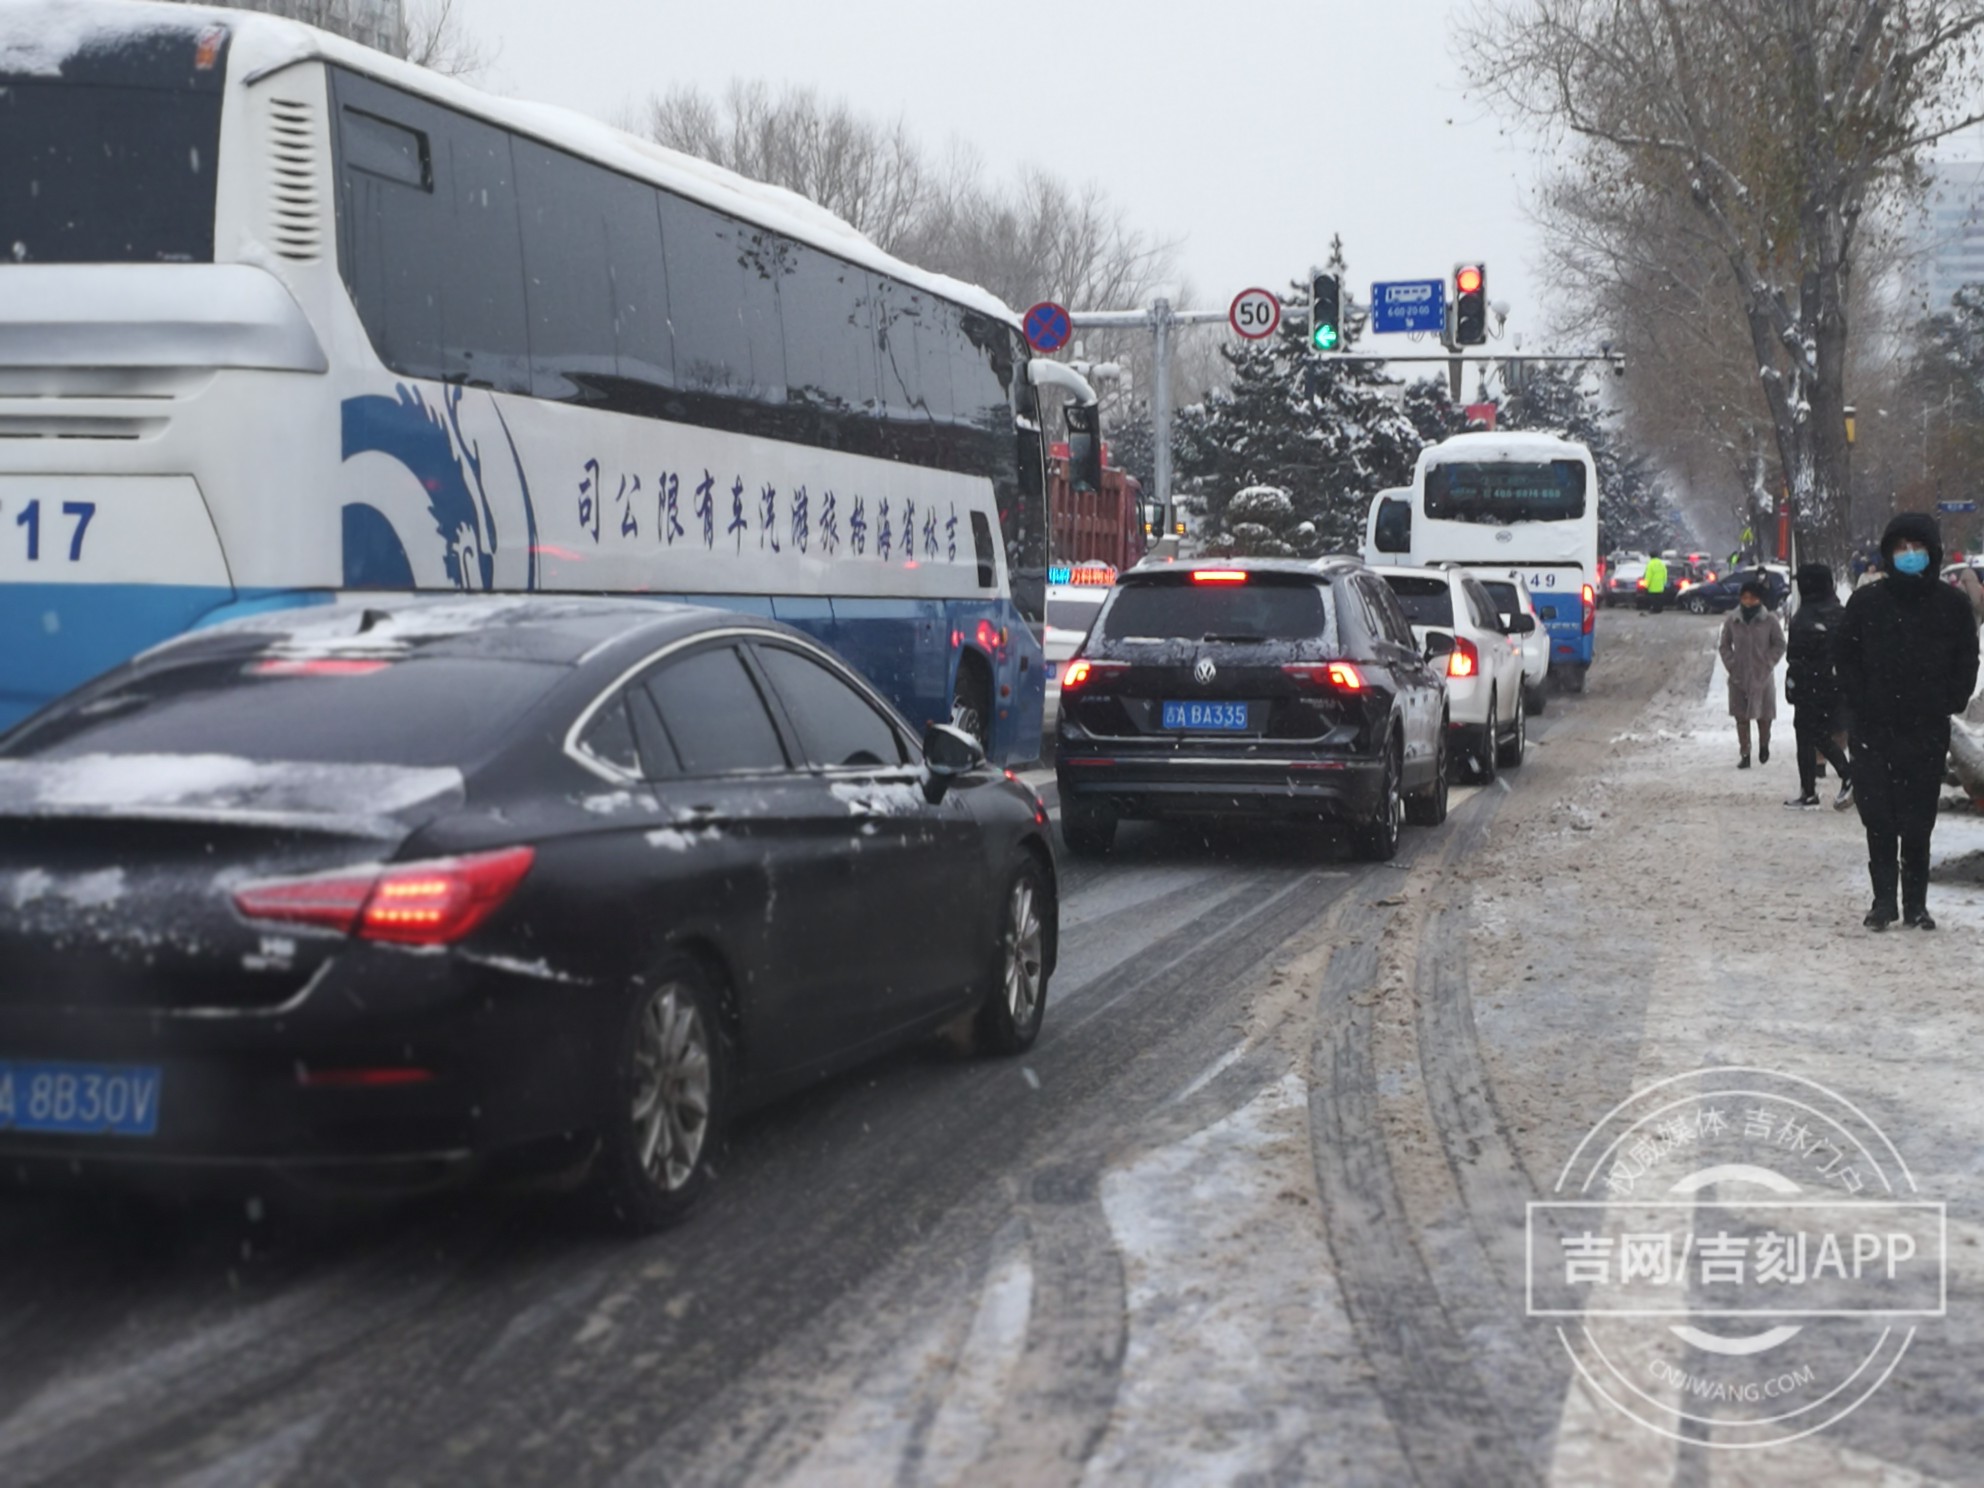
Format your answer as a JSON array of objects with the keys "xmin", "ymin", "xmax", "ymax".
[
  {"xmin": 1719, "ymin": 577, "xmax": 1787, "ymax": 769},
  {"xmin": 1834, "ymin": 511, "xmax": 1981, "ymax": 930}
]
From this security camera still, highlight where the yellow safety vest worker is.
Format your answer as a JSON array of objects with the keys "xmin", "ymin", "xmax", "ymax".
[{"xmin": 1644, "ymin": 556, "xmax": 1669, "ymax": 593}]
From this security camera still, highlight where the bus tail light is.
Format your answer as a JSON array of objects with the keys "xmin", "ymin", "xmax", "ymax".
[
  {"xmin": 1447, "ymin": 637, "xmax": 1480, "ymax": 679},
  {"xmin": 1582, "ymin": 584, "xmax": 1596, "ymax": 635}
]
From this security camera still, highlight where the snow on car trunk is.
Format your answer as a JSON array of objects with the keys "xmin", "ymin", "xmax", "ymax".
[{"xmin": 0, "ymin": 754, "xmax": 460, "ymax": 1013}]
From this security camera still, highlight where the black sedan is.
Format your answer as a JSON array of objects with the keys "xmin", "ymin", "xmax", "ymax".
[
  {"xmin": 1055, "ymin": 558, "xmax": 1452, "ymax": 859},
  {"xmin": 0, "ymin": 598, "xmax": 1056, "ymax": 1231},
  {"xmin": 1676, "ymin": 567, "xmax": 1790, "ymax": 614}
]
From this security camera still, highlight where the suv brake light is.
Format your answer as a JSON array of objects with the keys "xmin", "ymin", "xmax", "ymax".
[
  {"xmin": 234, "ymin": 847, "xmax": 536, "ymax": 947},
  {"xmin": 1061, "ymin": 659, "xmax": 1127, "ymax": 690},
  {"xmin": 1447, "ymin": 636, "xmax": 1480, "ymax": 679},
  {"xmin": 1282, "ymin": 662, "xmax": 1366, "ymax": 691},
  {"xmin": 1191, "ymin": 570, "xmax": 1248, "ymax": 584}
]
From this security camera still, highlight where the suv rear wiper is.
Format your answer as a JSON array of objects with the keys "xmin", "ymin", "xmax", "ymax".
[{"xmin": 1202, "ymin": 632, "xmax": 1269, "ymax": 643}]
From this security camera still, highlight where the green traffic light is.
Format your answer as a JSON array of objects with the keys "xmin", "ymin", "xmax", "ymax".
[{"xmin": 1313, "ymin": 324, "xmax": 1340, "ymax": 351}]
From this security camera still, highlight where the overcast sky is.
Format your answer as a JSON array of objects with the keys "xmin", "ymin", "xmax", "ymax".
[{"xmin": 459, "ymin": 0, "xmax": 1554, "ymax": 368}]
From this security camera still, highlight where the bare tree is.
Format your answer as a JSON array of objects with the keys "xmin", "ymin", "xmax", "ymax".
[
  {"xmin": 639, "ymin": 81, "xmax": 1177, "ymax": 324},
  {"xmin": 1468, "ymin": 0, "xmax": 1984, "ymax": 557},
  {"xmin": 403, "ymin": 0, "xmax": 495, "ymax": 79},
  {"xmin": 643, "ymin": 81, "xmax": 933, "ymax": 255}
]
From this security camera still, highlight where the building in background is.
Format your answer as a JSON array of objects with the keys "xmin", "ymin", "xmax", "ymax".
[
  {"xmin": 1912, "ymin": 159, "xmax": 1984, "ymax": 312},
  {"xmin": 162, "ymin": 0, "xmax": 406, "ymax": 57}
]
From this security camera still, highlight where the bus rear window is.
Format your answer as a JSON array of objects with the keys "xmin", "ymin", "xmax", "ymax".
[
  {"xmin": 0, "ymin": 30, "xmax": 228, "ymax": 265},
  {"xmin": 1424, "ymin": 461, "xmax": 1588, "ymax": 525},
  {"xmin": 1100, "ymin": 582, "xmax": 1332, "ymax": 643}
]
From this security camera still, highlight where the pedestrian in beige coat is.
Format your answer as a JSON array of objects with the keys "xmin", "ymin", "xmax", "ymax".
[{"xmin": 1719, "ymin": 577, "xmax": 1787, "ymax": 768}]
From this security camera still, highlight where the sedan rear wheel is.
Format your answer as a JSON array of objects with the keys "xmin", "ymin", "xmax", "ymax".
[
  {"xmin": 975, "ymin": 858, "xmax": 1051, "ymax": 1054},
  {"xmin": 591, "ymin": 960, "xmax": 726, "ymax": 1232},
  {"xmin": 1685, "ymin": 595, "xmax": 1710, "ymax": 615}
]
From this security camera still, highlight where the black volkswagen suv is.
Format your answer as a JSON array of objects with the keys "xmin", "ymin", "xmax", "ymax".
[{"xmin": 1054, "ymin": 558, "xmax": 1452, "ymax": 859}]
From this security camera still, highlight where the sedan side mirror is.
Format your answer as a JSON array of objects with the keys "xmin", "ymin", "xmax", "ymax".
[
  {"xmin": 921, "ymin": 722, "xmax": 985, "ymax": 804},
  {"xmin": 1508, "ymin": 613, "xmax": 1537, "ymax": 636},
  {"xmin": 1423, "ymin": 632, "xmax": 1456, "ymax": 661}
]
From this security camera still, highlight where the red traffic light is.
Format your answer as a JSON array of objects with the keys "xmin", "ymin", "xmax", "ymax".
[{"xmin": 1455, "ymin": 265, "xmax": 1484, "ymax": 295}]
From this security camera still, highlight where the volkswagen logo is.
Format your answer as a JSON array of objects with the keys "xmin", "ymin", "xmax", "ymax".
[
  {"xmin": 1194, "ymin": 657, "xmax": 1218, "ymax": 685},
  {"xmin": 1495, "ymin": 529, "xmax": 1515, "ymax": 543}
]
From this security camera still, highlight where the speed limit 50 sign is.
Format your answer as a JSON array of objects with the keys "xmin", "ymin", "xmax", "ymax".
[{"xmin": 1228, "ymin": 287, "xmax": 1282, "ymax": 340}]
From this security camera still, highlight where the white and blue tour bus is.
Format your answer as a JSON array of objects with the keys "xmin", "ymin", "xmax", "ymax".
[
  {"xmin": 0, "ymin": 1, "xmax": 1097, "ymax": 759},
  {"xmin": 1364, "ymin": 430, "xmax": 1599, "ymax": 691}
]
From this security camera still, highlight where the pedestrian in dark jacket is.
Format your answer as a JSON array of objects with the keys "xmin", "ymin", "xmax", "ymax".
[
  {"xmin": 1835, "ymin": 512, "xmax": 1982, "ymax": 930},
  {"xmin": 1784, "ymin": 563, "xmax": 1852, "ymax": 809}
]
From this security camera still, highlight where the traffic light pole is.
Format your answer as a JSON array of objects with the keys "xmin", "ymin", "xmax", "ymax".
[
  {"xmin": 1071, "ymin": 298, "xmax": 1229, "ymax": 538},
  {"xmin": 1068, "ymin": 291, "xmax": 1627, "ymax": 534}
]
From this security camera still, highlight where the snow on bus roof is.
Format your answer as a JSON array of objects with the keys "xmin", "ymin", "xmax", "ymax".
[
  {"xmin": 1420, "ymin": 430, "xmax": 1591, "ymax": 463},
  {"xmin": 4, "ymin": 0, "xmax": 1020, "ymax": 327}
]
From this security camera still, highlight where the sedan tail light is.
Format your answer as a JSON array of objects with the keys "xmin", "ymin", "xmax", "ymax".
[
  {"xmin": 1447, "ymin": 636, "xmax": 1480, "ymax": 679},
  {"xmin": 234, "ymin": 847, "xmax": 536, "ymax": 947}
]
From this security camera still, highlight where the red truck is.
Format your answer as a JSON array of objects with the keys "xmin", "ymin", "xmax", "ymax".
[{"xmin": 1048, "ymin": 445, "xmax": 1148, "ymax": 573}]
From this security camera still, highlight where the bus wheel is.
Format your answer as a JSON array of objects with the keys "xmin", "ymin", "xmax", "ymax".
[{"xmin": 951, "ymin": 658, "xmax": 992, "ymax": 754}]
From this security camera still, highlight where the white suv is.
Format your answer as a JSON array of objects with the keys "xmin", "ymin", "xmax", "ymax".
[
  {"xmin": 1473, "ymin": 569, "xmax": 1552, "ymax": 716},
  {"xmin": 1372, "ymin": 564, "xmax": 1531, "ymax": 782}
]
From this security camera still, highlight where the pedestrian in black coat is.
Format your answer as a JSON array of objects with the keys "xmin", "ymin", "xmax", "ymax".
[
  {"xmin": 1784, "ymin": 563, "xmax": 1852, "ymax": 809},
  {"xmin": 1834, "ymin": 512, "xmax": 1982, "ymax": 930}
]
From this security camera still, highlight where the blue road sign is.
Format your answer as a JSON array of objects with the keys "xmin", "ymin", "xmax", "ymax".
[
  {"xmin": 1024, "ymin": 301, "xmax": 1073, "ymax": 354},
  {"xmin": 1371, "ymin": 279, "xmax": 1446, "ymax": 335},
  {"xmin": 1938, "ymin": 500, "xmax": 1978, "ymax": 514}
]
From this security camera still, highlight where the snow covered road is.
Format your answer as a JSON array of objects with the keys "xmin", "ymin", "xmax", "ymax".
[{"xmin": 0, "ymin": 613, "xmax": 1975, "ymax": 1485}]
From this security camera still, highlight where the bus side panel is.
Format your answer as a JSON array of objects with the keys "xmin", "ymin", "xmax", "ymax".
[{"xmin": 832, "ymin": 596, "xmax": 943, "ymax": 730}]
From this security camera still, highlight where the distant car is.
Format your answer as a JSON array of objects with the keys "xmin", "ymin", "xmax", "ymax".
[
  {"xmin": 1677, "ymin": 567, "xmax": 1791, "ymax": 614},
  {"xmin": 1372, "ymin": 563, "xmax": 1532, "ymax": 783},
  {"xmin": 0, "ymin": 598, "xmax": 1057, "ymax": 1231},
  {"xmin": 1043, "ymin": 581, "xmax": 1113, "ymax": 673},
  {"xmin": 1055, "ymin": 558, "xmax": 1452, "ymax": 860},
  {"xmin": 1475, "ymin": 570, "xmax": 1552, "ymax": 715},
  {"xmin": 1602, "ymin": 554, "xmax": 1649, "ymax": 608}
]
